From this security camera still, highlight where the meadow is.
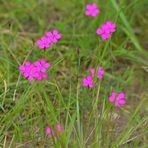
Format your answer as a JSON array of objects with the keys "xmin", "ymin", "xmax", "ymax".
[{"xmin": 0, "ymin": 0, "xmax": 148, "ymax": 147}]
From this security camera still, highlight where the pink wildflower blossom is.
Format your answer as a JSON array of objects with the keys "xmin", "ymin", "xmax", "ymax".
[
  {"xmin": 46, "ymin": 126, "xmax": 54, "ymax": 138},
  {"xmin": 83, "ymin": 76, "xmax": 94, "ymax": 89},
  {"xmin": 46, "ymin": 29, "xmax": 62, "ymax": 43},
  {"xmin": 52, "ymin": 29, "xmax": 62, "ymax": 41},
  {"xmin": 96, "ymin": 21, "xmax": 116, "ymax": 40},
  {"xmin": 90, "ymin": 68, "xmax": 95, "ymax": 77},
  {"xmin": 36, "ymin": 29, "xmax": 62, "ymax": 49},
  {"xmin": 56, "ymin": 124, "xmax": 64, "ymax": 133},
  {"xmin": 97, "ymin": 66, "xmax": 105, "ymax": 79},
  {"xmin": 85, "ymin": 2, "xmax": 100, "ymax": 17},
  {"xmin": 36, "ymin": 36, "xmax": 51, "ymax": 49},
  {"xmin": 82, "ymin": 66, "xmax": 105, "ymax": 88},
  {"xmin": 46, "ymin": 124, "xmax": 64, "ymax": 139},
  {"xmin": 101, "ymin": 33, "xmax": 111, "ymax": 40},
  {"xmin": 19, "ymin": 59, "xmax": 51, "ymax": 81},
  {"xmin": 90, "ymin": 66, "xmax": 105, "ymax": 79},
  {"xmin": 105, "ymin": 21, "xmax": 116, "ymax": 33},
  {"xmin": 109, "ymin": 92, "xmax": 126, "ymax": 107},
  {"xmin": 19, "ymin": 61, "xmax": 39, "ymax": 81},
  {"xmin": 34, "ymin": 58, "xmax": 51, "ymax": 72}
]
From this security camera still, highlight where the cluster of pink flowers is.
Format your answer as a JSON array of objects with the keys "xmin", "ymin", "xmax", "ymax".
[
  {"xmin": 109, "ymin": 92, "xmax": 126, "ymax": 107},
  {"xmin": 19, "ymin": 58, "xmax": 51, "ymax": 81},
  {"xmin": 46, "ymin": 124, "xmax": 64, "ymax": 139},
  {"xmin": 82, "ymin": 66, "xmax": 105, "ymax": 89},
  {"xmin": 85, "ymin": 2, "xmax": 100, "ymax": 17},
  {"xmin": 36, "ymin": 29, "xmax": 62, "ymax": 49},
  {"xmin": 85, "ymin": 3, "xmax": 116, "ymax": 40},
  {"xmin": 85, "ymin": 3, "xmax": 124, "ymax": 107},
  {"xmin": 96, "ymin": 21, "xmax": 116, "ymax": 40},
  {"xmin": 83, "ymin": 76, "xmax": 94, "ymax": 89},
  {"xmin": 82, "ymin": 66, "xmax": 126, "ymax": 107},
  {"xmin": 19, "ymin": 29, "xmax": 61, "ymax": 81}
]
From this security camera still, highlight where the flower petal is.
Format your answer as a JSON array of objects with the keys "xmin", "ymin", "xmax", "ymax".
[
  {"xmin": 118, "ymin": 99, "xmax": 126, "ymax": 105},
  {"xmin": 109, "ymin": 92, "xmax": 116, "ymax": 102}
]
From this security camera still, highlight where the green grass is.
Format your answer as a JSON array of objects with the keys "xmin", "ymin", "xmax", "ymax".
[{"xmin": 0, "ymin": 0, "xmax": 148, "ymax": 147}]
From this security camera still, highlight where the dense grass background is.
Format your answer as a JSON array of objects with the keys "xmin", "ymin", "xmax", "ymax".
[{"xmin": 0, "ymin": 0, "xmax": 148, "ymax": 147}]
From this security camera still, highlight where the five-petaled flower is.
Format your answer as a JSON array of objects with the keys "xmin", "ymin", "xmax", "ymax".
[
  {"xmin": 83, "ymin": 76, "xmax": 94, "ymax": 89},
  {"xmin": 109, "ymin": 92, "xmax": 126, "ymax": 107},
  {"xmin": 46, "ymin": 29, "xmax": 62, "ymax": 43},
  {"xmin": 36, "ymin": 29, "xmax": 62, "ymax": 49},
  {"xmin": 85, "ymin": 2, "xmax": 100, "ymax": 17},
  {"xmin": 96, "ymin": 21, "xmax": 116, "ymax": 40},
  {"xmin": 36, "ymin": 36, "xmax": 51, "ymax": 49}
]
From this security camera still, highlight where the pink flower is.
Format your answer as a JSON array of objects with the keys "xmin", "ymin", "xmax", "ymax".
[
  {"xmin": 109, "ymin": 92, "xmax": 126, "ymax": 107},
  {"xmin": 53, "ymin": 29, "xmax": 62, "ymax": 40},
  {"xmin": 56, "ymin": 124, "xmax": 64, "ymax": 133},
  {"xmin": 46, "ymin": 126, "xmax": 54, "ymax": 138},
  {"xmin": 36, "ymin": 29, "xmax": 62, "ymax": 49},
  {"xmin": 83, "ymin": 76, "xmax": 94, "ymax": 89},
  {"xmin": 109, "ymin": 92, "xmax": 117, "ymax": 102},
  {"xmin": 90, "ymin": 68, "xmax": 95, "ymax": 77},
  {"xmin": 101, "ymin": 33, "xmax": 111, "ymax": 40},
  {"xmin": 34, "ymin": 58, "xmax": 51, "ymax": 73},
  {"xmin": 19, "ymin": 59, "xmax": 51, "ymax": 81},
  {"xmin": 105, "ymin": 21, "xmax": 116, "ymax": 33},
  {"xmin": 46, "ymin": 31, "xmax": 56, "ymax": 43},
  {"xmin": 85, "ymin": 2, "xmax": 100, "ymax": 17},
  {"xmin": 46, "ymin": 29, "xmax": 62, "ymax": 43},
  {"xmin": 96, "ymin": 21, "xmax": 116, "ymax": 40},
  {"xmin": 36, "ymin": 36, "xmax": 51, "ymax": 49},
  {"xmin": 96, "ymin": 28, "xmax": 104, "ymax": 35},
  {"xmin": 82, "ymin": 66, "xmax": 105, "ymax": 88},
  {"xmin": 19, "ymin": 61, "xmax": 39, "ymax": 81},
  {"xmin": 46, "ymin": 124, "xmax": 64, "ymax": 139},
  {"xmin": 90, "ymin": 67, "xmax": 105, "ymax": 79},
  {"xmin": 97, "ymin": 66, "xmax": 105, "ymax": 79}
]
